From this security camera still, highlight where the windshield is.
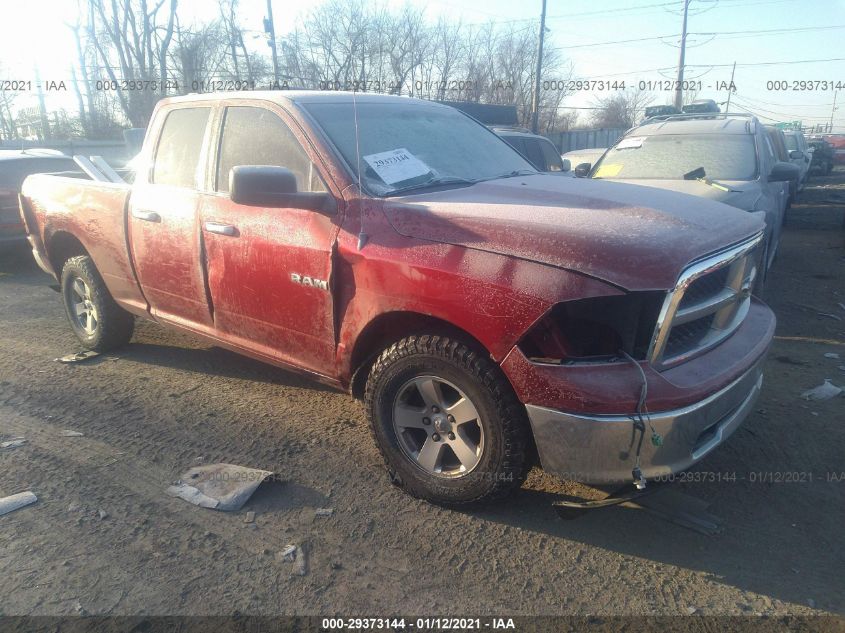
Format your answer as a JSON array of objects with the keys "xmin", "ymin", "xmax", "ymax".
[
  {"xmin": 593, "ymin": 133, "xmax": 758, "ymax": 181},
  {"xmin": 302, "ymin": 101, "xmax": 535, "ymax": 196}
]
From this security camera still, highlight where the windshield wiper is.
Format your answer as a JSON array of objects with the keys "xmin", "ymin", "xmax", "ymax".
[
  {"xmin": 385, "ymin": 176, "xmax": 476, "ymax": 196},
  {"xmin": 683, "ymin": 167, "xmax": 706, "ymax": 180},
  {"xmin": 485, "ymin": 169, "xmax": 537, "ymax": 181},
  {"xmin": 683, "ymin": 166, "xmax": 738, "ymax": 192}
]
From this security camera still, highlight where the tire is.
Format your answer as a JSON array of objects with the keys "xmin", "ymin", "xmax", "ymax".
[
  {"xmin": 61, "ymin": 255, "xmax": 134, "ymax": 352},
  {"xmin": 365, "ymin": 335, "xmax": 529, "ymax": 506}
]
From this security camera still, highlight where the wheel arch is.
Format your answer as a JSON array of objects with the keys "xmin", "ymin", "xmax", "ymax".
[
  {"xmin": 348, "ymin": 311, "xmax": 491, "ymax": 400},
  {"xmin": 47, "ymin": 231, "xmax": 91, "ymax": 277}
]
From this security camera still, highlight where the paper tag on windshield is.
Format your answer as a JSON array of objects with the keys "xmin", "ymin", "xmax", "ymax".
[
  {"xmin": 594, "ymin": 163, "xmax": 623, "ymax": 178},
  {"xmin": 363, "ymin": 148, "xmax": 431, "ymax": 185},
  {"xmin": 616, "ymin": 136, "xmax": 644, "ymax": 149}
]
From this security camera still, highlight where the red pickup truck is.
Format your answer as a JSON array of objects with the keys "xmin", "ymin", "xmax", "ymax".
[{"xmin": 19, "ymin": 92, "xmax": 775, "ymax": 505}]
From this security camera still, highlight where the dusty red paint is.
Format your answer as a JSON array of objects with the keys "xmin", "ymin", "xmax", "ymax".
[{"xmin": 20, "ymin": 91, "xmax": 774, "ymax": 418}]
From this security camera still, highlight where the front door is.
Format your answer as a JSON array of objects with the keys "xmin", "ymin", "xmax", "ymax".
[{"xmin": 199, "ymin": 104, "xmax": 340, "ymax": 375}]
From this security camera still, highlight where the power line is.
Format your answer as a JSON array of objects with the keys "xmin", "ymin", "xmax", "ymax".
[
  {"xmin": 547, "ymin": 1, "xmax": 681, "ymax": 19},
  {"xmin": 687, "ymin": 57, "xmax": 845, "ymax": 68},
  {"xmin": 690, "ymin": 24, "xmax": 845, "ymax": 38},
  {"xmin": 577, "ymin": 66, "xmax": 674, "ymax": 80},
  {"xmin": 561, "ymin": 34, "xmax": 680, "ymax": 49},
  {"xmin": 547, "ymin": 23, "xmax": 845, "ymax": 51},
  {"xmin": 731, "ymin": 93, "xmax": 835, "ymax": 108},
  {"xmin": 732, "ymin": 95, "xmax": 844, "ymax": 122},
  {"xmin": 481, "ymin": 0, "xmax": 685, "ymax": 25}
]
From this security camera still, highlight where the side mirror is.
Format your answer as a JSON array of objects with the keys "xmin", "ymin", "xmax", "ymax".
[
  {"xmin": 768, "ymin": 161, "xmax": 800, "ymax": 183},
  {"xmin": 788, "ymin": 150, "xmax": 803, "ymax": 160},
  {"xmin": 574, "ymin": 162, "xmax": 592, "ymax": 178},
  {"xmin": 561, "ymin": 158, "xmax": 571, "ymax": 172},
  {"xmin": 230, "ymin": 165, "xmax": 335, "ymax": 213}
]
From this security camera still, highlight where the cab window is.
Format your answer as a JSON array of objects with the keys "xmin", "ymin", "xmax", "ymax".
[
  {"xmin": 215, "ymin": 106, "xmax": 326, "ymax": 194},
  {"xmin": 521, "ymin": 139, "xmax": 546, "ymax": 171},
  {"xmin": 152, "ymin": 107, "xmax": 211, "ymax": 188}
]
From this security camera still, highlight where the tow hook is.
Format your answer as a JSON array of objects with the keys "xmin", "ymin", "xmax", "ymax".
[{"xmin": 632, "ymin": 466, "xmax": 647, "ymax": 490}]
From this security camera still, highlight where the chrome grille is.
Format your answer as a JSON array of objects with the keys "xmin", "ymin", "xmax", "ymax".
[
  {"xmin": 649, "ymin": 234, "xmax": 763, "ymax": 368},
  {"xmin": 679, "ymin": 266, "xmax": 730, "ymax": 308}
]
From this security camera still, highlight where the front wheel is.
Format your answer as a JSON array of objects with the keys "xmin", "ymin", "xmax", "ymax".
[
  {"xmin": 61, "ymin": 255, "xmax": 134, "ymax": 352},
  {"xmin": 365, "ymin": 335, "xmax": 529, "ymax": 506}
]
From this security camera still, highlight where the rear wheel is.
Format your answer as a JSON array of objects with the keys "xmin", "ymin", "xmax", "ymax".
[
  {"xmin": 365, "ymin": 335, "xmax": 529, "ymax": 506},
  {"xmin": 61, "ymin": 255, "xmax": 134, "ymax": 352}
]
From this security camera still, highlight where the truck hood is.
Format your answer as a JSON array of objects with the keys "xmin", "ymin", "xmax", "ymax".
[{"xmin": 382, "ymin": 174, "xmax": 763, "ymax": 291}]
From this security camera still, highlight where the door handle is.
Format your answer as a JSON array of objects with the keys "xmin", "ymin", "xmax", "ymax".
[
  {"xmin": 204, "ymin": 222, "xmax": 237, "ymax": 237},
  {"xmin": 131, "ymin": 209, "xmax": 161, "ymax": 223}
]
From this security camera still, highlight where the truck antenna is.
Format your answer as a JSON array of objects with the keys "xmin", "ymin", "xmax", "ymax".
[{"xmin": 352, "ymin": 90, "xmax": 367, "ymax": 250}]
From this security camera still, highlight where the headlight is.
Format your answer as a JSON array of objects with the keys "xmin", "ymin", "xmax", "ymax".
[{"xmin": 518, "ymin": 292, "xmax": 665, "ymax": 363}]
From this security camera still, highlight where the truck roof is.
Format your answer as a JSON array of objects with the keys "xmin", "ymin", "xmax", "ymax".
[
  {"xmin": 158, "ymin": 90, "xmax": 446, "ymax": 109},
  {"xmin": 632, "ymin": 116, "xmax": 755, "ymax": 136}
]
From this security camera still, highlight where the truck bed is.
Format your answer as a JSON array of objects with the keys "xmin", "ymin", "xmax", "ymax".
[{"xmin": 19, "ymin": 174, "xmax": 147, "ymax": 313}]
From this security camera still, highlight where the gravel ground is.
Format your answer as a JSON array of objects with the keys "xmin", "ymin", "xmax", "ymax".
[{"xmin": 0, "ymin": 170, "xmax": 843, "ymax": 617}]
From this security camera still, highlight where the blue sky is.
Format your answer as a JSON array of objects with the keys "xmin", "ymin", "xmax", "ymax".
[{"xmin": 1, "ymin": 0, "xmax": 843, "ymax": 130}]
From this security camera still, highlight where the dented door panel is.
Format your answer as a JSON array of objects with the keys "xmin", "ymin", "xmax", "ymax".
[{"xmin": 199, "ymin": 194, "xmax": 340, "ymax": 375}]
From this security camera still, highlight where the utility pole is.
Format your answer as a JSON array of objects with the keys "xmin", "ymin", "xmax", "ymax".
[
  {"xmin": 830, "ymin": 91, "xmax": 838, "ymax": 133},
  {"xmin": 673, "ymin": 0, "xmax": 690, "ymax": 111},
  {"xmin": 725, "ymin": 61, "xmax": 736, "ymax": 112},
  {"xmin": 264, "ymin": 0, "xmax": 281, "ymax": 86},
  {"xmin": 531, "ymin": 0, "xmax": 547, "ymax": 134}
]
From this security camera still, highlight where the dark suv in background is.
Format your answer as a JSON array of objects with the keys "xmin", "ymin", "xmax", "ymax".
[
  {"xmin": 1, "ymin": 150, "xmax": 78, "ymax": 247},
  {"xmin": 808, "ymin": 137, "xmax": 835, "ymax": 175},
  {"xmin": 493, "ymin": 128, "xmax": 564, "ymax": 172}
]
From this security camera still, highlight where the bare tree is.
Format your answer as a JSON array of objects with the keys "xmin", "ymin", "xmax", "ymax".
[
  {"xmin": 217, "ymin": 0, "xmax": 255, "ymax": 81},
  {"xmin": 279, "ymin": 1, "xmax": 572, "ymax": 122},
  {"xmin": 170, "ymin": 19, "xmax": 228, "ymax": 90},
  {"xmin": 67, "ymin": 1, "xmax": 97, "ymax": 136},
  {"xmin": 59, "ymin": 0, "xmax": 577, "ymax": 136},
  {"xmin": 0, "ymin": 71, "xmax": 19, "ymax": 140},
  {"xmin": 384, "ymin": 6, "xmax": 431, "ymax": 95},
  {"xmin": 86, "ymin": 0, "xmax": 178, "ymax": 126},
  {"xmin": 591, "ymin": 89, "xmax": 654, "ymax": 128}
]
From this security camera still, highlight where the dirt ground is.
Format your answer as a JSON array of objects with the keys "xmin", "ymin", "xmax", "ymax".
[{"xmin": 0, "ymin": 170, "xmax": 843, "ymax": 618}]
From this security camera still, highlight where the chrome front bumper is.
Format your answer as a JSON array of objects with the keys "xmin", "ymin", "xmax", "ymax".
[{"xmin": 525, "ymin": 358, "xmax": 764, "ymax": 485}]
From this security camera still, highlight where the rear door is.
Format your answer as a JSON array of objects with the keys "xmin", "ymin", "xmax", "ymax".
[
  {"xmin": 128, "ymin": 106, "xmax": 214, "ymax": 328},
  {"xmin": 198, "ymin": 103, "xmax": 341, "ymax": 375}
]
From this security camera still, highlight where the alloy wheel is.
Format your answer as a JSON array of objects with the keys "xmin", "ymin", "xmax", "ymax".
[
  {"xmin": 70, "ymin": 277, "xmax": 98, "ymax": 335},
  {"xmin": 392, "ymin": 375, "xmax": 484, "ymax": 478}
]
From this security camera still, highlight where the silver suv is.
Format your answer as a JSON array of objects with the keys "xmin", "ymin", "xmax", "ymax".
[
  {"xmin": 782, "ymin": 129, "xmax": 811, "ymax": 191},
  {"xmin": 583, "ymin": 113, "xmax": 799, "ymax": 283}
]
